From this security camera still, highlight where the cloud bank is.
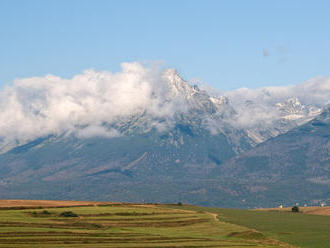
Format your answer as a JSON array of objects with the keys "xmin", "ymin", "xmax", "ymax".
[
  {"xmin": 222, "ymin": 77, "xmax": 330, "ymax": 128},
  {"xmin": 225, "ymin": 76, "xmax": 330, "ymax": 106},
  {"xmin": 0, "ymin": 62, "xmax": 189, "ymax": 147},
  {"xmin": 0, "ymin": 62, "xmax": 329, "ymax": 149}
]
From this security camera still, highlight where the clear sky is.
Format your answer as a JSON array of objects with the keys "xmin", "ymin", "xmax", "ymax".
[{"xmin": 1, "ymin": 0, "xmax": 330, "ymax": 90}]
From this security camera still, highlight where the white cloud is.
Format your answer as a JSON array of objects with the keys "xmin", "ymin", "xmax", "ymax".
[
  {"xmin": 0, "ymin": 62, "xmax": 190, "ymax": 147},
  {"xmin": 203, "ymin": 78, "xmax": 328, "ymax": 145},
  {"xmin": 0, "ymin": 62, "xmax": 329, "ymax": 149},
  {"xmin": 76, "ymin": 125, "xmax": 120, "ymax": 139},
  {"xmin": 198, "ymin": 76, "xmax": 330, "ymax": 130},
  {"xmin": 225, "ymin": 76, "xmax": 330, "ymax": 106}
]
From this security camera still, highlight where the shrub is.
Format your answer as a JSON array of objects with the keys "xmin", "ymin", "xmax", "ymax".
[
  {"xmin": 59, "ymin": 211, "xmax": 78, "ymax": 217},
  {"xmin": 30, "ymin": 210, "xmax": 51, "ymax": 217},
  {"xmin": 292, "ymin": 206, "xmax": 299, "ymax": 212}
]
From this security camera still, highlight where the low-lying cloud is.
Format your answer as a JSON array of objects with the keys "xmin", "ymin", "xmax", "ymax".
[
  {"xmin": 0, "ymin": 62, "xmax": 188, "ymax": 147},
  {"xmin": 223, "ymin": 77, "xmax": 330, "ymax": 128},
  {"xmin": 0, "ymin": 62, "xmax": 329, "ymax": 149},
  {"xmin": 226, "ymin": 76, "xmax": 330, "ymax": 106}
]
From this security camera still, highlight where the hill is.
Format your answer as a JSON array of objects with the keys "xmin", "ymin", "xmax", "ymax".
[
  {"xmin": 0, "ymin": 200, "xmax": 329, "ymax": 248},
  {"xmin": 0, "ymin": 200, "xmax": 291, "ymax": 248}
]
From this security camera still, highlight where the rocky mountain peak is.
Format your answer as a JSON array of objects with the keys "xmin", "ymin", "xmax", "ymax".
[
  {"xmin": 163, "ymin": 69, "xmax": 194, "ymax": 97},
  {"xmin": 276, "ymin": 97, "xmax": 321, "ymax": 121}
]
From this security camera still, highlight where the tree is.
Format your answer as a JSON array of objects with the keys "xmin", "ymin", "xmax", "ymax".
[
  {"xmin": 59, "ymin": 211, "xmax": 78, "ymax": 217},
  {"xmin": 292, "ymin": 206, "xmax": 299, "ymax": 212}
]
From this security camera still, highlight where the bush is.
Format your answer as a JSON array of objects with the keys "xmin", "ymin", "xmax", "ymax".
[
  {"xmin": 30, "ymin": 210, "xmax": 51, "ymax": 217},
  {"xmin": 177, "ymin": 202, "xmax": 183, "ymax": 206},
  {"xmin": 59, "ymin": 211, "xmax": 78, "ymax": 217},
  {"xmin": 292, "ymin": 206, "xmax": 299, "ymax": 212}
]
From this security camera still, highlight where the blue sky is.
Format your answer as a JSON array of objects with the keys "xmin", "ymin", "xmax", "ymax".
[{"xmin": 1, "ymin": 0, "xmax": 330, "ymax": 90}]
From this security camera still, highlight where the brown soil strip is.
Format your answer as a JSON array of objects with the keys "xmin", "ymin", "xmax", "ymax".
[
  {"xmin": 255, "ymin": 206, "xmax": 330, "ymax": 216},
  {"xmin": 0, "ymin": 221, "xmax": 104, "ymax": 230},
  {"xmin": 79, "ymin": 212, "xmax": 187, "ymax": 217},
  {"xmin": 98, "ymin": 218, "xmax": 209, "ymax": 227},
  {"xmin": 0, "ymin": 200, "xmax": 104, "ymax": 208},
  {"xmin": 0, "ymin": 237, "xmax": 213, "ymax": 244},
  {"xmin": 0, "ymin": 232, "xmax": 148, "ymax": 237},
  {"xmin": 303, "ymin": 207, "xmax": 330, "ymax": 216},
  {"xmin": 73, "ymin": 216, "xmax": 197, "ymax": 221}
]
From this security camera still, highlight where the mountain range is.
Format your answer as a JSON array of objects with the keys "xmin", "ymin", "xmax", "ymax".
[{"xmin": 0, "ymin": 65, "xmax": 328, "ymax": 208}]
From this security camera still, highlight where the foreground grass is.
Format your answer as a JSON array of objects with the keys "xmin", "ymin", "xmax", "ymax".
[
  {"xmin": 0, "ymin": 203, "xmax": 283, "ymax": 248},
  {"xmin": 167, "ymin": 205, "xmax": 330, "ymax": 248}
]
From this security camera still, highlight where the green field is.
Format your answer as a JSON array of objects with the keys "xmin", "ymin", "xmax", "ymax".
[
  {"xmin": 0, "ymin": 203, "xmax": 329, "ymax": 248},
  {"xmin": 0, "ymin": 203, "xmax": 287, "ymax": 248},
  {"xmin": 166, "ymin": 205, "xmax": 330, "ymax": 248}
]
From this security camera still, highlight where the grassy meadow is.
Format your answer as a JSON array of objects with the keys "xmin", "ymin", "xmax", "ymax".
[
  {"xmin": 0, "ymin": 201, "xmax": 287, "ymax": 248},
  {"xmin": 166, "ymin": 205, "xmax": 330, "ymax": 248}
]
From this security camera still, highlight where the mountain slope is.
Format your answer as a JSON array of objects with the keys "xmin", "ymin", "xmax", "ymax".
[
  {"xmin": 0, "ymin": 119, "xmax": 252, "ymax": 207},
  {"xmin": 1, "ymin": 105, "xmax": 328, "ymax": 208},
  {"xmin": 215, "ymin": 105, "xmax": 330, "ymax": 207},
  {"xmin": 0, "ymin": 65, "xmax": 328, "ymax": 207},
  {"xmin": 232, "ymin": 97, "xmax": 321, "ymax": 145},
  {"xmin": 0, "ymin": 70, "xmax": 254, "ymax": 206}
]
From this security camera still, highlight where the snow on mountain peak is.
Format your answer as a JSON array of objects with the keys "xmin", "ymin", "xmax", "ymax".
[
  {"xmin": 0, "ymin": 63, "xmax": 233, "ymax": 150},
  {"xmin": 0, "ymin": 62, "xmax": 328, "ymax": 152},
  {"xmin": 276, "ymin": 97, "xmax": 321, "ymax": 120}
]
